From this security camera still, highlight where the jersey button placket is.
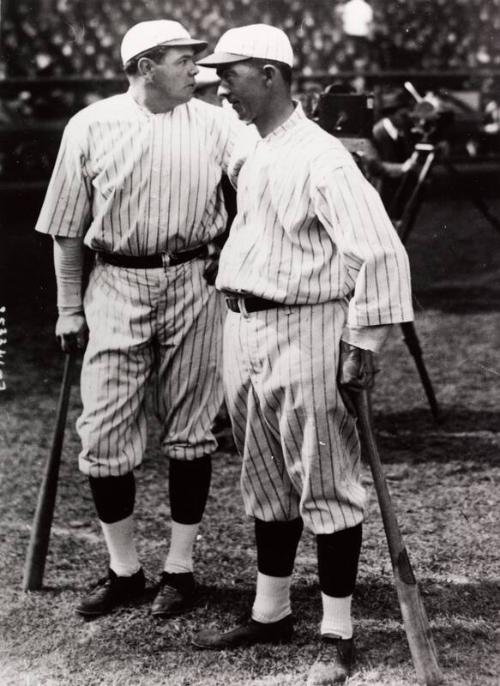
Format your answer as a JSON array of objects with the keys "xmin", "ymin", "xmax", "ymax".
[{"xmin": 149, "ymin": 118, "xmax": 161, "ymax": 205}]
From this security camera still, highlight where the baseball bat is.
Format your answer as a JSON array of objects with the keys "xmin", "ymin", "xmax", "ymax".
[
  {"xmin": 351, "ymin": 388, "xmax": 443, "ymax": 685},
  {"xmin": 23, "ymin": 352, "xmax": 75, "ymax": 591}
]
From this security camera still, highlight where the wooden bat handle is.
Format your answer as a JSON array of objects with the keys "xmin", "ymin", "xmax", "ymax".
[
  {"xmin": 352, "ymin": 388, "xmax": 443, "ymax": 686},
  {"xmin": 22, "ymin": 352, "xmax": 75, "ymax": 591}
]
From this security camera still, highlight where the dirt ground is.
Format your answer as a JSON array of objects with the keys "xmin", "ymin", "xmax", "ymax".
[{"xmin": 1, "ymin": 179, "xmax": 499, "ymax": 685}]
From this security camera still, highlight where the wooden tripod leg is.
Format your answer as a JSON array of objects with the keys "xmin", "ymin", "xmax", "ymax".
[
  {"xmin": 400, "ymin": 322, "xmax": 441, "ymax": 422},
  {"xmin": 398, "ymin": 147, "xmax": 436, "ymax": 244}
]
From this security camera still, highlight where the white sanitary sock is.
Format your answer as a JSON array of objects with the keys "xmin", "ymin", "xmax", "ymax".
[
  {"xmin": 163, "ymin": 521, "xmax": 200, "ymax": 574},
  {"xmin": 100, "ymin": 515, "xmax": 141, "ymax": 577},
  {"xmin": 251, "ymin": 572, "xmax": 292, "ymax": 623},
  {"xmin": 320, "ymin": 593, "xmax": 353, "ymax": 639}
]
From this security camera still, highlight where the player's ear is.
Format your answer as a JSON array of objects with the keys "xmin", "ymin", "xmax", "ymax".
[
  {"xmin": 262, "ymin": 64, "xmax": 278, "ymax": 86},
  {"xmin": 137, "ymin": 56, "xmax": 155, "ymax": 80}
]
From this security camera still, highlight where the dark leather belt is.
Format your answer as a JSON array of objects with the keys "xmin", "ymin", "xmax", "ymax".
[
  {"xmin": 98, "ymin": 245, "xmax": 208, "ymax": 269},
  {"xmin": 225, "ymin": 293, "xmax": 284, "ymax": 314}
]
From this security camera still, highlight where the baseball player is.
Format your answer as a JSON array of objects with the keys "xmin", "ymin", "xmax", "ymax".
[
  {"xmin": 35, "ymin": 20, "xmax": 252, "ymax": 619},
  {"xmin": 192, "ymin": 25, "xmax": 414, "ymax": 685}
]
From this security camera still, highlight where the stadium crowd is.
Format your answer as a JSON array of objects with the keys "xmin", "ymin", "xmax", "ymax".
[
  {"xmin": 1, "ymin": 0, "xmax": 499, "ymax": 180},
  {"xmin": 2, "ymin": 0, "xmax": 500, "ymax": 79}
]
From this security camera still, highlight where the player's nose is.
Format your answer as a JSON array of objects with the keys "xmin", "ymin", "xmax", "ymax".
[{"xmin": 217, "ymin": 83, "xmax": 230, "ymax": 99}]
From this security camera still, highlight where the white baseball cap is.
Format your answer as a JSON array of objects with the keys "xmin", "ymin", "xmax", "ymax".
[
  {"xmin": 121, "ymin": 20, "xmax": 207, "ymax": 66},
  {"xmin": 197, "ymin": 24, "xmax": 294, "ymax": 68}
]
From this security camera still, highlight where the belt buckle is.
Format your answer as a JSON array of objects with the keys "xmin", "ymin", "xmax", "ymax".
[
  {"xmin": 225, "ymin": 295, "xmax": 245, "ymax": 314},
  {"xmin": 225, "ymin": 296, "xmax": 237, "ymax": 312},
  {"xmin": 238, "ymin": 296, "xmax": 249, "ymax": 317},
  {"xmin": 161, "ymin": 251, "xmax": 174, "ymax": 269}
]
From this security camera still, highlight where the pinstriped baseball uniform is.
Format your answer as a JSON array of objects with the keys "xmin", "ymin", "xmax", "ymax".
[
  {"xmin": 217, "ymin": 103, "xmax": 413, "ymax": 534},
  {"xmin": 36, "ymin": 93, "xmax": 238, "ymax": 253},
  {"xmin": 35, "ymin": 92, "xmax": 247, "ymax": 477}
]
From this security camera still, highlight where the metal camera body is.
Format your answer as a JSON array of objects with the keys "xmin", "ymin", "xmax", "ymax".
[
  {"xmin": 316, "ymin": 92, "xmax": 378, "ymax": 174},
  {"xmin": 317, "ymin": 92, "xmax": 375, "ymax": 139}
]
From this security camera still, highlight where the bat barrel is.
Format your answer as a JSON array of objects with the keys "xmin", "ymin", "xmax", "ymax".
[
  {"xmin": 22, "ymin": 353, "xmax": 75, "ymax": 591},
  {"xmin": 352, "ymin": 388, "xmax": 444, "ymax": 685},
  {"xmin": 396, "ymin": 576, "xmax": 444, "ymax": 685}
]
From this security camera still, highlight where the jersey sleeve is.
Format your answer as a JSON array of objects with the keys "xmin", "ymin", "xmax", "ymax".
[
  {"xmin": 341, "ymin": 323, "xmax": 394, "ymax": 352},
  {"xmin": 313, "ymin": 151, "xmax": 414, "ymax": 327},
  {"xmin": 35, "ymin": 117, "xmax": 92, "ymax": 238}
]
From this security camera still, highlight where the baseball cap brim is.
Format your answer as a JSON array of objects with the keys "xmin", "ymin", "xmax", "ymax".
[
  {"xmin": 124, "ymin": 38, "xmax": 208, "ymax": 65},
  {"xmin": 197, "ymin": 52, "xmax": 252, "ymax": 67},
  {"xmin": 163, "ymin": 38, "xmax": 208, "ymax": 53}
]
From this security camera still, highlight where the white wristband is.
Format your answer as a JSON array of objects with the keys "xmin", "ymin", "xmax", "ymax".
[{"xmin": 53, "ymin": 237, "xmax": 84, "ymax": 316}]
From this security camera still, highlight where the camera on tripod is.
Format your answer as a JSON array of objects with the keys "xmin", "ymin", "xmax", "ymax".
[
  {"xmin": 316, "ymin": 92, "xmax": 374, "ymax": 139},
  {"xmin": 407, "ymin": 97, "xmax": 454, "ymax": 146},
  {"xmin": 316, "ymin": 91, "xmax": 379, "ymax": 172}
]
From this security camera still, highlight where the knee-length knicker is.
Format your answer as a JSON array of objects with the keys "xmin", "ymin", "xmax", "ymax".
[
  {"xmin": 223, "ymin": 300, "xmax": 366, "ymax": 535},
  {"xmin": 77, "ymin": 258, "xmax": 223, "ymax": 477}
]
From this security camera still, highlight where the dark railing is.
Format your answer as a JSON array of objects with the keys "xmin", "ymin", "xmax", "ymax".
[
  {"xmin": 0, "ymin": 76, "xmax": 126, "ymax": 96},
  {"xmin": 1, "ymin": 69, "xmax": 500, "ymax": 94}
]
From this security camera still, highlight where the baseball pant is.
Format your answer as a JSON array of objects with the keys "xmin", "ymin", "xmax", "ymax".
[
  {"xmin": 77, "ymin": 258, "xmax": 223, "ymax": 477},
  {"xmin": 223, "ymin": 300, "xmax": 366, "ymax": 534}
]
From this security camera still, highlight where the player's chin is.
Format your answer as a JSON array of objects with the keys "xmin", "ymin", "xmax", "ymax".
[
  {"xmin": 231, "ymin": 102, "xmax": 250, "ymax": 121},
  {"xmin": 178, "ymin": 90, "xmax": 194, "ymax": 105}
]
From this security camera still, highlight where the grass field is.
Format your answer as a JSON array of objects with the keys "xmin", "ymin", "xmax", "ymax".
[{"xmin": 1, "ymin": 172, "xmax": 500, "ymax": 685}]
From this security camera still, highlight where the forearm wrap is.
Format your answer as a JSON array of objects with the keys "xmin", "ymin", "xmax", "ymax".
[{"xmin": 53, "ymin": 236, "xmax": 85, "ymax": 316}]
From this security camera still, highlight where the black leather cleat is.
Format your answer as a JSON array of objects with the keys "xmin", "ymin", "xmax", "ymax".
[
  {"xmin": 306, "ymin": 635, "xmax": 355, "ymax": 685},
  {"xmin": 151, "ymin": 571, "xmax": 196, "ymax": 617},
  {"xmin": 76, "ymin": 568, "xmax": 146, "ymax": 617},
  {"xmin": 192, "ymin": 614, "xmax": 294, "ymax": 649}
]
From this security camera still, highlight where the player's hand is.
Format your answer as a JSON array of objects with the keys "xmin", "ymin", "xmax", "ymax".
[
  {"xmin": 55, "ymin": 313, "xmax": 87, "ymax": 353},
  {"xmin": 338, "ymin": 342, "xmax": 378, "ymax": 415},
  {"xmin": 339, "ymin": 341, "xmax": 378, "ymax": 390}
]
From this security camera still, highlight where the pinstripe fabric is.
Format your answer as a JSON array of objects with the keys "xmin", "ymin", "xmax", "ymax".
[
  {"xmin": 218, "ymin": 102, "xmax": 413, "ymax": 533},
  {"xmin": 34, "ymin": 91, "xmax": 249, "ymax": 476},
  {"xmin": 35, "ymin": 91, "xmax": 241, "ymax": 254},
  {"xmin": 78, "ymin": 258, "xmax": 223, "ymax": 477},
  {"xmin": 223, "ymin": 302, "xmax": 365, "ymax": 534},
  {"xmin": 217, "ymin": 103, "xmax": 413, "ymax": 328}
]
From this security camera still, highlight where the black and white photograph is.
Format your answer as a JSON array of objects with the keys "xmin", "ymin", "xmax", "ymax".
[{"xmin": 1, "ymin": 1, "xmax": 499, "ymax": 684}]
